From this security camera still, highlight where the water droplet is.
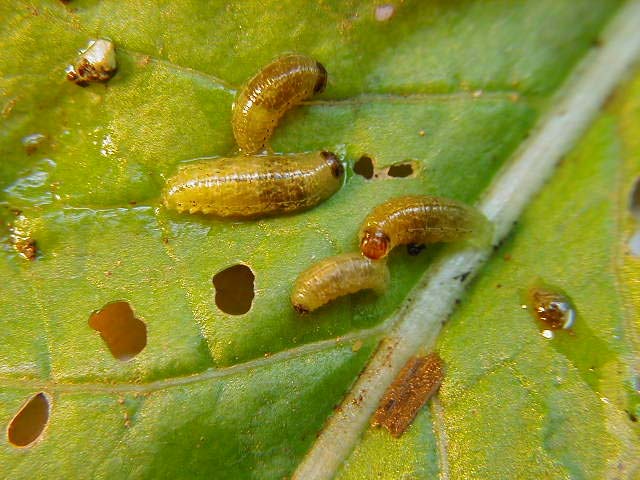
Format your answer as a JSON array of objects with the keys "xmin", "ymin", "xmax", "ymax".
[
  {"xmin": 21, "ymin": 133, "xmax": 47, "ymax": 154},
  {"xmin": 541, "ymin": 330, "xmax": 554, "ymax": 339},
  {"xmin": 374, "ymin": 4, "xmax": 395, "ymax": 22},
  {"xmin": 525, "ymin": 283, "xmax": 576, "ymax": 334}
]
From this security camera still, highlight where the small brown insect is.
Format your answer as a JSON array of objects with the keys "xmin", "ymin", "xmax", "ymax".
[
  {"xmin": 291, "ymin": 252, "xmax": 390, "ymax": 313},
  {"xmin": 359, "ymin": 195, "xmax": 491, "ymax": 260},
  {"xmin": 232, "ymin": 54, "xmax": 328, "ymax": 154},
  {"xmin": 372, "ymin": 353, "xmax": 444, "ymax": 438},
  {"xmin": 163, "ymin": 151, "xmax": 344, "ymax": 218},
  {"xmin": 66, "ymin": 39, "xmax": 117, "ymax": 86}
]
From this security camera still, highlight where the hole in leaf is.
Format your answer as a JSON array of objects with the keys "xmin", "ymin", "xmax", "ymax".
[
  {"xmin": 8, "ymin": 392, "xmax": 50, "ymax": 447},
  {"xmin": 89, "ymin": 301, "xmax": 147, "ymax": 361},
  {"xmin": 213, "ymin": 264, "xmax": 255, "ymax": 315},
  {"xmin": 353, "ymin": 156, "xmax": 374, "ymax": 179},
  {"xmin": 630, "ymin": 177, "xmax": 640, "ymax": 219},
  {"xmin": 387, "ymin": 163, "xmax": 414, "ymax": 178}
]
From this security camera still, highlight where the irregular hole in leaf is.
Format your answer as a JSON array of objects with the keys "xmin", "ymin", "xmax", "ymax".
[
  {"xmin": 386, "ymin": 162, "xmax": 415, "ymax": 178},
  {"xmin": 212, "ymin": 264, "xmax": 255, "ymax": 315},
  {"xmin": 7, "ymin": 392, "xmax": 50, "ymax": 447},
  {"xmin": 353, "ymin": 155, "xmax": 374, "ymax": 179},
  {"xmin": 88, "ymin": 301, "xmax": 147, "ymax": 361}
]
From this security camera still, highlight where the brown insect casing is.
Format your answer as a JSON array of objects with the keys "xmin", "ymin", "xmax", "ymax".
[
  {"xmin": 372, "ymin": 352, "xmax": 444, "ymax": 438},
  {"xmin": 163, "ymin": 151, "xmax": 343, "ymax": 218},
  {"xmin": 359, "ymin": 195, "xmax": 491, "ymax": 260},
  {"xmin": 66, "ymin": 39, "xmax": 117, "ymax": 86},
  {"xmin": 291, "ymin": 252, "xmax": 390, "ymax": 313},
  {"xmin": 232, "ymin": 54, "xmax": 327, "ymax": 154}
]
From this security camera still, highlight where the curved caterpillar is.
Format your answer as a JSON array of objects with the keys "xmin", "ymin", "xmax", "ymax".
[
  {"xmin": 232, "ymin": 54, "xmax": 327, "ymax": 154},
  {"xmin": 163, "ymin": 151, "xmax": 343, "ymax": 218},
  {"xmin": 359, "ymin": 195, "xmax": 490, "ymax": 259},
  {"xmin": 291, "ymin": 252, "xmax": 390, "ymax": 314}
]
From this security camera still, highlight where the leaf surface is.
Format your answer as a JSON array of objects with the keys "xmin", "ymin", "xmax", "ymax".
[{"xmin": 1, "ymin": 1, "xmax": 636, "ymax": 478}]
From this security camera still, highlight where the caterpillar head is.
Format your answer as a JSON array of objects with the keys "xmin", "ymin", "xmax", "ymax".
[{"xmin": 360, "ymin": 229, "xmax": 390, "ymax": 260}]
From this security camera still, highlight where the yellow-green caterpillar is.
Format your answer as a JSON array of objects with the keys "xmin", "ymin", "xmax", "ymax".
[
  {"xmin": 232, "ymin": 54, "xmax": 327, "ymax": 154},
  {"xmin": 163, "ymin": 151, "xmax": 343, "ymax": 218},
  {"xmin": 291, "ymin": 252, "xmax": 389, "ymax": 313}
]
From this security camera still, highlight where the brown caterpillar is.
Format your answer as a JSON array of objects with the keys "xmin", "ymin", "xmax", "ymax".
[
  {"xmin": 232, "ymin": 54, "xmax": 327, "ymax": 154},
  {"xmin": 291, "ymin": 252, "xmax": 390, "ymax": 314},
  {"xmin": 359, "ymin": 195, "xmax": 491, "ymax": 259},
  {"xmin": 163, "ymin": 151, "xmax": 343, "ymax": 218}
]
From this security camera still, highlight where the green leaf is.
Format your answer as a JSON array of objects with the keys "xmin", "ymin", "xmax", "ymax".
[
  {"xmin": 337, "ymin": 67, "xmax": 640, "ymax": 480},
  {"xmin": 1, "ymin": 1, "xmax": 637, "ymax": 479}
]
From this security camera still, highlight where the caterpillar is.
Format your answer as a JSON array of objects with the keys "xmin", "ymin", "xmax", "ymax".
[
  {"xmin": 232, "ymin": 54, "xmax": 327, "ymax": 154},
  {"xmin": 291, "ymin": 252, "xmax": 390, "ymax": 314},
  {"xmin": 163, "ymin": 151, "xmax": 343, "ymax": 218},
  {"xmin": 359, "ymin": 195, "xmax": 491, "ymax": 260}
]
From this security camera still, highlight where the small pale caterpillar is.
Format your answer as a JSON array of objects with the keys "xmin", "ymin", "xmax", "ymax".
[
  {"xmin": 232, "ymin": 54, "xmax": 328, "ymax": 154},
  {"xmin": 359, "ymin": 195, "xmax": 491, "ymax": 260},
  {"xmin": 163, "ymin": 151, "xmax": 344, "ymax": 218},
  {"xmin": 290, "ymin": 252, "xmax": 390, "ymax": 314}
]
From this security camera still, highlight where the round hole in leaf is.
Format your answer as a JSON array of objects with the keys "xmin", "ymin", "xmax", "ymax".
[
  {"xmin": 8, "ymin": 392, "xmax": 50, "ymax": 447},
  {"xmin": 387, "ymin": 163, "xmax": 414, "ymax": 178},
  {"xmin": 353, "ymin": 156, "xmax": 374, "ymax": 179},
  {"xmin": 212, "ymin": 264, "xmax": 255, "ymax": 315},
  {"xmin": 89, "ymin": 301, "xmax": 147, "ymax": 361}
]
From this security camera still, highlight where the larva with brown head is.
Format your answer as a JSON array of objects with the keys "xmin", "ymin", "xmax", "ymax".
[
  {"xmin": 163, "ymin": 151, "xmax": 343, "ymax": 218},
  {"xmin": 232, "ymin": 54, "xmax": 328, "ymax": 154},
  {"xmin": 359, "ymin": 195, "xmax": 491, "ymax": 260},
  {"xmin": 291, "ymin": 252, "xmax": 390, "ymax": 314}
]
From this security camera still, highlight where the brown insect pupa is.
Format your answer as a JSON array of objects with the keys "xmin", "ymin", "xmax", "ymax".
[
  {"xmin": 359, "ymin": 195, "xmax": 491, "ymax": 260},
  {"xmin": 372, "ymin": 352, "xmax": 444, "ymax": 438},
  {"xmin": 291, "ymin": 252, "xmax": 390, "ymax": 314},
  {"xmin": 232, "ymin": 54, "xmax": 328, "ymax": 154},
  {"xmin": 163, "ymin": 151, "xmax": 344, "ymax": 218}
]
